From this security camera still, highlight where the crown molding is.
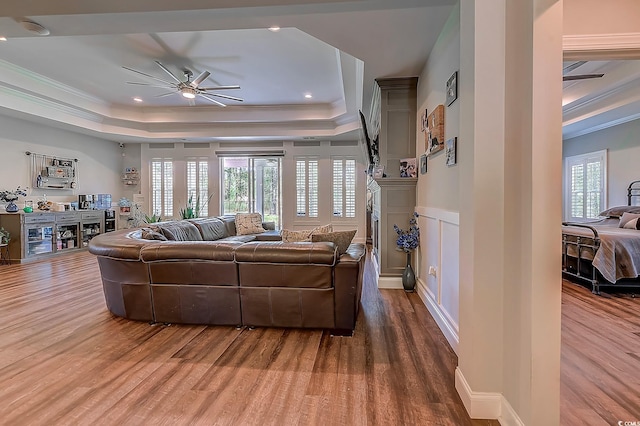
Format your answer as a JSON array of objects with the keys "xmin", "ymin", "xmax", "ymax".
[{"xmin": 563, "ymin": 33, "xmax": 640, "ymax": 60}]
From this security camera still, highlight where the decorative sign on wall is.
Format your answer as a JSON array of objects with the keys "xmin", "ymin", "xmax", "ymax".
[
  {"xmin": 446, "ymin": 71, "xmax": 458, "ymax": 106},
  {"xmin": 425, "ymin": 104, "xmax": 445, "ymax": 156},
  {"xmin": 445, "ymin": 137, "xmax": 457, "ymax": 166}
]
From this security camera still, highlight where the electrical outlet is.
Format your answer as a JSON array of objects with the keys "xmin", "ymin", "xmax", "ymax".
[{"xmin": 428, "ymin": 266, "xmax": 437, "ymax": 276}]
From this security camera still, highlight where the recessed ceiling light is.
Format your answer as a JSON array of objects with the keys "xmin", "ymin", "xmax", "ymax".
[
  {"xmin": 268, "ymin": 26, "xmax": 281, "ymax": 32},
  {"xmin": 304, "ymin": 93, "xmax": 313, "ymax": 99},
  {"xmin": 133, "ymin": 97, "xmax": 143, "ymax": 102},
  {"xmin": 19, "ymin": 19, "xmax": 50, "ymax": 36},
  {"xmin": 0, "ymin": 37, "xmax": 7, "ymax": 42}
]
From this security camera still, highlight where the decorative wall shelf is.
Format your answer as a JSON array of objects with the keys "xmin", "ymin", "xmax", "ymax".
[{"xmin": 27, "ymin": 151, "xmax": 78, "ymax": 190}]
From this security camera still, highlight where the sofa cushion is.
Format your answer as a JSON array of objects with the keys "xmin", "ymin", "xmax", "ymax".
[
  {"xmin": 189, "ymin": 217, "xmax": 228, "ymax": 240},
  {"xmin": 235, "ymin": 213, "xmax": 266, "ymax": 235},
  {"xmin": 311, "ymin": 230, "xmax": 357, "ymax": 254},
  {"xmin": 234, "ymin": 241, "xmax": 337, "ymax": 265},
  {"xmin": 157, "ymin": 220, "xmax": 203, "ymax": 241}
]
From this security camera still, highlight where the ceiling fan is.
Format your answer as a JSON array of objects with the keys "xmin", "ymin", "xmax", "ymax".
[
  {"xmin": 563, "ymin": 61, "xmax": 604, "ymax": 82},
  {"xmin": 123, "ymin": 60, "xmax": 243, "ymax": 106}
]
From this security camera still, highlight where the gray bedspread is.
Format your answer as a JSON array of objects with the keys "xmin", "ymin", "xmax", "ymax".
[{"xmin": 563, "ymin": 218, "xmax": 640, "ymax": 283}]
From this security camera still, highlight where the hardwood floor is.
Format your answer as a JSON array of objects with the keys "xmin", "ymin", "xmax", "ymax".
[
  {"xmin": 7, "ymin": 252, "xmax": 637, "ymax": 425},
  {"xmin": 561, "ymin": 280, "xmax": 640, "ymax": 425},
  {"xmin": 0, "ymin": 250, "xmax": 495, "ymax": 426}
]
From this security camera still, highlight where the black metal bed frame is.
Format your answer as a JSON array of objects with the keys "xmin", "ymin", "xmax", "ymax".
[{"xmin": 562, "ymin": 180, "xmax": 640, "ymax": 295}]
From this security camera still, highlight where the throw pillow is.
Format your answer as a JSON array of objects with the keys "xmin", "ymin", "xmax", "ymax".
[
  {"xmin": 312, "ymin": 223, "xmax": 333, "ymax": 234},
  {"xmin": 140, "ymin": 227, "xmax": 168, "ymax": 241},
  {"xmin": 157, "ymin": 221, "xmax": 203, "ymax": 241},
  {"xmin": 281, "ymin": 229, "xmax": 312, "ymax": 242},
  {"xmin": 623, "ymin": 217, "xmax": 640, "ymax": 230},
  {"xmin": 619, "ymin": 212, "xmax": 640, "ymax": 228},
  {"xmin": 235, "ymin": 213, "xmax": 266, "ymax": 235},
  {"xmin": 311, "ymin": 229, "xmax": 357, "ymax": 254}
]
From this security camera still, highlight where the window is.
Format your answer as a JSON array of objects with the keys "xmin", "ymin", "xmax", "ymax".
[
  {"xmin": 151, "ymin": 159, "xmax": 173, "ymax": 218},
  {"xmin": 332, "ymin": 157, "xmax": 356, "ymax": 218},
  {"xmin": 221, "ymin": 156, "xmax": 281, "ymax": 227},
  {"xmin": 187, "ymin": 158, "xmax": 209, "ymax": 217},
  {"xmin": 295, "ymin": 157, "xmax": 318, "ymax": 217},
  {"xmin": 564, "ymin": 150, "xmax": 607, "ymax": 221}
]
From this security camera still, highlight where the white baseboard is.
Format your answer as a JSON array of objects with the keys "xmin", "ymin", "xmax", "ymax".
[
  {"xmin": 416, "ymin": 279, "xmax": 459, "ymax": 354},
  {"xmin": 377, "ymin": 276, "xmax": 403, "ymax": 289},
  {"xmin": 455, "ymin": 368, "xmax": 524, "ymax": 426}
]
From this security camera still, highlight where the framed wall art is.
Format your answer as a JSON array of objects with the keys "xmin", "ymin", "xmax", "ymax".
[
  {"xmin": 425, "ymin": 104, "xmax": 445, "ymax": 156},
  {"xmin": 445, "ymin": 137, "xmax": 457, "ymax": 166},
  {"xmin": 446, "ymin": 71, "xmax": 458, "ymax": 106},
  {"xmin": 420, "ymin": 154, "xmax": 427, "ymax": 174}
]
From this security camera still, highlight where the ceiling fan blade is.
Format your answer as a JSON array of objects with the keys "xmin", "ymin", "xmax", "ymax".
[
  {"xmin": 199, "ymin": 93, "xmax": 227, "ymax": 107},
  {"xmin": 190, "ymin": 70, "xmax": 211, "ymax": 88},
  {"xmin": 563, "ymin": 61, "xmax": 587, "ymax": 74},
  {"xmin": 154, "ymin": 60, "xmax": 183, "ymax": 84},
  {"xmin": 206, "ymin": 93, "xmax": 244, "ymax": 102},
  {"xmin": 126, "ymin": 81, "xmax": 174, "ymax": 89},
  {"xmin": 199, "ymin": 85, "xmax": 241, "ymax": 91},
  {"xmin": 154, "ymin": 92, "xmax": 177, "ymax": 98},
  {"xmin": 563, "ymin": 73, "xmax": 604, "ymax": 81},
  {"xmin": 123, "ymin": 66, "xmax": 176, "ymax": 86}
]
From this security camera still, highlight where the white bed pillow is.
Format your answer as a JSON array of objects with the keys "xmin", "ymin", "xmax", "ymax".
[
  {"xmin": 619, "ymin": 212, "xmax": 640, "ymax": 228},
  {"xmin": 622, "ymin": 217, "xmax": 640, "ymax": 230}
]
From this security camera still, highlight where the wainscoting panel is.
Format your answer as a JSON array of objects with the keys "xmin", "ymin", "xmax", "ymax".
[{"xmin": 415, "ymin": 206, "xmax": 460, "ymax": 354}]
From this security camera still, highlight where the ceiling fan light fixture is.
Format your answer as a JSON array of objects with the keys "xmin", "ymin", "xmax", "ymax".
[{"xmin": 181, "ymin": 87, "xmax": 196, "ymax": 99}]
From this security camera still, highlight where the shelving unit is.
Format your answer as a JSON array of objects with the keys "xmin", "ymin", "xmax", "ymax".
[{"xmin": 122, "ymin": 170, "xmax": 140, "ymax": 186}]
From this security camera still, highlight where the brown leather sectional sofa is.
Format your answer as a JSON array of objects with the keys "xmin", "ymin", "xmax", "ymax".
[{"xmin": 88, "ymin": 216, "xmax": 365, "ymax": 335}]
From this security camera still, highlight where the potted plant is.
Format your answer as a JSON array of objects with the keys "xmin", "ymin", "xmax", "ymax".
[
  {"xmin": 0, "ymin": 186, "xmax": 27, "ymax": 213},
  {"xmin": 0, "ymin": 227, "xmax": 10, "ymax": 245},
  {"xmin": 393, "ymin": 212, "xmax": 420, "ymax": 292}
]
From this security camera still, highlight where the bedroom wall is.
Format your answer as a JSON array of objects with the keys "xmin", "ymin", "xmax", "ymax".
[
  {"xmin": 563, "ymin": 117, "xmax": 640, "ymax": 207},
  {"xmin": 414, "ymin": 3, "xmax": 461, "ymax": 353},
  {"xmin": 0, "ymin": 115, "xmax": 125, "ymax": 208}
]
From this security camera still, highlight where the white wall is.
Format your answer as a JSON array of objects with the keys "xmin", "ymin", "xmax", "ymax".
[
  {"xmin": 563, "ymin": 118, "xmax": 640, "ymax": 207},
  {"xmin": 414, "ymin": 4, "xmax": 462, "ymax": 353},
  {"xmin": 0, "ymin": 115, "xmax": 125, "ymax": 208}
]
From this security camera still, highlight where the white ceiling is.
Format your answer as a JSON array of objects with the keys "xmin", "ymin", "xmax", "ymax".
[
  {"xmin": 0, "ymin": 1, "xmax": 638, "ymax": 144},
  {"xmin": 0, "ymin": 0, "xmax": 455, "ymax": 143}
]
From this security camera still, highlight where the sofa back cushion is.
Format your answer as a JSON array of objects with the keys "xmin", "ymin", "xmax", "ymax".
[
  {"xmin": 156, "ymin": 220, "xmax": 203, "ymax": 241},
  {"xmin": 189, "ymin": 217, "xmax": 228, "ymax": 240}
]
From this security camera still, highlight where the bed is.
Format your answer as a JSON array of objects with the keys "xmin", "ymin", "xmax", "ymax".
[{"xmin": 562, "ymin": 180, "xmax": 640, "ymax": 294}]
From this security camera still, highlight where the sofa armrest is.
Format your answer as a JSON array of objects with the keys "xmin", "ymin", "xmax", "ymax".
[{"xmin": 333, "ymin": 243, "xmax": 366, "ymax": 331}]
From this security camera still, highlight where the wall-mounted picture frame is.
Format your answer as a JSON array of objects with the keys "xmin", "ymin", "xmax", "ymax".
[
  {"xmin": 446, "ymin": 71, "xmax": 458, "ymax": 106},
  {"xmin": 420, "ymin": 154, "xmax": 427, "ymax": 174},
  {"xmin": 420, "ymin": 108, "xmax": 428, "ymax": 132},
  {"xmin": 400, "ymin": 158, "xmax": 417, "ymax": 178},
  {"xmin": 426, "ymin": 104, "xmax": 445, "ymax": 156},
  {"xmin": 373, "ymin": 165, "xmax": 385, "ymax": 179},
  {"xmin": 445, "ymin": 137, "xmax": 457, "ymax": 166}
]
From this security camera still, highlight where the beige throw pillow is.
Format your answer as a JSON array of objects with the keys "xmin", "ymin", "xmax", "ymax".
[
  {"xmin": 235, "ymin": 213, "xmax": 266, "ymax": 235},
  {"xmin": 311, "ymin": 230, "xmax": 357, "ymax": 254},
  {"xmin": 280, "ymin": 224, "xmax": 334, "ymax": 242},
  {"xmin": 281, "ymin": 229, "xmax": 312, "ymax": 242},
  {"xmin": 623, "ymin": 217, "xmax": 640, "ymax": 230},
  {"xmin": 619, "ymin": 212, "xmax": 640, "ymax": 228}
]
